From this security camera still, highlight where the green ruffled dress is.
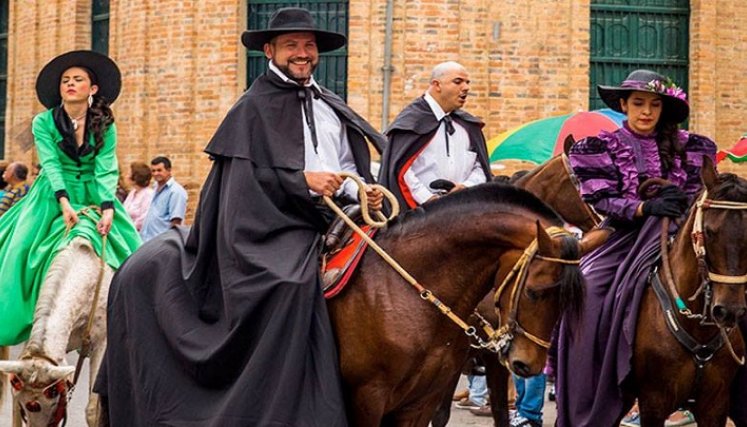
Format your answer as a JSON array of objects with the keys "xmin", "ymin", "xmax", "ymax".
[{"xmin": 0, "ymin": 109, "xmax": 142, "ymax": 345}]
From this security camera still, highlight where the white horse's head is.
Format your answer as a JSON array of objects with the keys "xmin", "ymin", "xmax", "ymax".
[{"xmin": 0, "ymin": 358, "xmax": 75, "ymax": 426}]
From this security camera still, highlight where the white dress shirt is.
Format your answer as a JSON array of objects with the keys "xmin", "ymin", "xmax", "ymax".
[
  {"xmin": 403, "ymin": 92, "xmax": 486, "ymax": 204},
  {"xmin": 269, "ymin": 61, "xmax": 360, "ymax": 200}
]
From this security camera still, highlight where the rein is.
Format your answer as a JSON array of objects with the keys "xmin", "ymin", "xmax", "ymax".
[
  {"xmin": 656, "ymin": 190, "xmax": 747, "ymax": 366},
  {"xmin": 323, "ymin": 173, "xmax": 579, "ymax": 353}
]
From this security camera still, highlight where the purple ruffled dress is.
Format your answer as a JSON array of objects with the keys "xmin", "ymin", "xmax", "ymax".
[{"xmin": 555, "ymin": 123, "xmax": 716, "ymax": 427}]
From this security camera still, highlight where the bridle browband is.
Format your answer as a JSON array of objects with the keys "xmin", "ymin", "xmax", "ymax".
[{"xmin": 691, "ymin": 192, "xmax": 747, "ymax": 286}]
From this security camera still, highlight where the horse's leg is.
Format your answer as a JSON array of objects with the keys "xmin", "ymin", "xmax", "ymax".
[
  {"xmin": 430, "ymin": 371, "xmax": 461, "ymax": 427},
  {"xmin": 346, "ymin": 384, "xmax": 388, "ymax": 427},
  {"xmin": 386, "ymin": 406, "xmax": 439, "ymax": 427},
  {"xmin": 637, "ymin": 399, "xmax": 670, "ymax": 427},
  {"xmin": 637, "ymin": 411, "xmax": 666, "ymax": 427},
  {"xmin": 86, "ymin": 343, "xmax": 106, "ymax": 427},
  {"xmin": 484, "ymin": 354, "xmax": 510, "ymax": 427}
]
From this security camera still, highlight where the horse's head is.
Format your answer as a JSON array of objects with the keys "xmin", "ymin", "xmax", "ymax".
[
  {"xmin": 0, "ymin": 358, "xmax": 75, "ymax": 426},
  {"xmin": 493, "ymin": 222, "xmax": 610, "ymax": 376},
  {"xmin": 694, "ymin": 157, "xmax": 747, "ymax": 328}
]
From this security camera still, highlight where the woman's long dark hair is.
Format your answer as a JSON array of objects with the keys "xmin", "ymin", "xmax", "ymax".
[
  {"xmin": 79, "ymin": 66, "xmax": 114, "ymax": 154},
  {"xmin": 655, "ymin": 116, "xmax": 685, "ymax": 176}
]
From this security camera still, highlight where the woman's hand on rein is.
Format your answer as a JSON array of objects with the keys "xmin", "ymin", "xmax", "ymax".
[
  {"xmin": 97, "ymin": 208, "xmax": 114, "ymax": 236},
  {"xmin": 60, "ymin": 198, "xmax": 79, "ymax": 229}
]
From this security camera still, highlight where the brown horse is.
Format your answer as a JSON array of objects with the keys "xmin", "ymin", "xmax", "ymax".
[
  {"xmin": 626, "ymin": 161, "xmax": 747, "ymax": 426},
  {"xmin": 433, "ymin": 140, "xmax": 605, "ymax": 427},
  {"xmin": 512, "ymin": 136, "xmax": 602, "ymax": 232},
  {"xmin": 327, "ymin": 183, "xmax": 608, "ymax": 426}
]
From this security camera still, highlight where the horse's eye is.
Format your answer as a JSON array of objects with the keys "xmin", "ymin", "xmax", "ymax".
[
  {"xmin": 44, "ymin": 385, "xmax": 59, "ymax": 399},
  {"xmin": 526, "ymin": 288, "xmax": 539, "ymax": 301},
  {"xmin": 704, "ymin": 226, "xmax": 715, "ymax": 239},
  {"xmin": 10, "ymin": 375, "xmax": 23, "ymax": 391}
]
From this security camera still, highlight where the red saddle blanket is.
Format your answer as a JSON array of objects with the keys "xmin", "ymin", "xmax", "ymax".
[{"xmin": 321, "ymin": 225, "xmax": 376, "ymax": 299}]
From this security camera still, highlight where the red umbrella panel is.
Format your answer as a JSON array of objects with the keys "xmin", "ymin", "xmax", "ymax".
[{"xmin": 716, "ymin": 135, "xmax": 747, "ymax": 163}]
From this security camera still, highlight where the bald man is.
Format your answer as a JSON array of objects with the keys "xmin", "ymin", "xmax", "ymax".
[{"xmin": 378, "ymin": 61, "xmax": 491, "ymax": 209}]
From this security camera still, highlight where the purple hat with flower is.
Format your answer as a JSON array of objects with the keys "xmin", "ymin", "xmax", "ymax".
[{"xmin": 598, "ymin": 69, "xmax": 689, "ymax": 124}]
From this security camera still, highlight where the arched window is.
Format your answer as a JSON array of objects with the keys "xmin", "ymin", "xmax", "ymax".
[
  {"xmin": 246, "ymin": 1, "xmax": 348, "ymax": 99},
  {"xmin": 92, "ymin": 0, "xmax": 110, "ymax": 55},
  {"xmin": 590, "ymin": 0, "xmax": 689, "ymax": 111}
]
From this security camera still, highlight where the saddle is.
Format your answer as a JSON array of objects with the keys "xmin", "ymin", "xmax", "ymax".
[{"xmin": 321, "ymin": 204, "xmax": 376, "ymax": 299}]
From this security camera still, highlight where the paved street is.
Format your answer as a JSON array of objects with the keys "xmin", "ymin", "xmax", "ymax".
[{"xmin": 1, "ymin": 354, "xmax": 556, "ymax": 426}]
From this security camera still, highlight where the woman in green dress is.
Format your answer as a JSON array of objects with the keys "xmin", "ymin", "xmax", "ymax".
[{"xmin": 0, "ymin": 50, "xmax": 141, "ymax": 345}]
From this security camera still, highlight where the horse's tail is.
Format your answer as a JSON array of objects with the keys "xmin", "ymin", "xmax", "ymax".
[{"xmin": 0, "ymin": 346, "xmax": 8, "ymax": 409}]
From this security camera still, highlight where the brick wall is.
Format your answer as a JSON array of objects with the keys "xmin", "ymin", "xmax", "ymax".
[
  {"xmin": 349, "ymin": 0, "xmax": 591, "ymax": 140},
  {"xmin": 2, "ymin": 0, "xmax": 746, "ymax": 214}
]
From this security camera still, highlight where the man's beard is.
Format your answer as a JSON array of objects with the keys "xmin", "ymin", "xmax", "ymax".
[{"xmin": 274, "ymin": 58, "xmax": 318, "ymax": 84}]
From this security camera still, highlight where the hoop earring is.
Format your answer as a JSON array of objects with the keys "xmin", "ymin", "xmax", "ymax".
[{"xmin": 88, "ymin": 94, "xmax": 93, "ymax": 108}]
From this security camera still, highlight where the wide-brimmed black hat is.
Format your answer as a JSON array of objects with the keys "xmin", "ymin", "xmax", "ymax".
[
  {"xmin": 36, "ymin": 50, "xmax": 122, "ymax": 109},
  {"xmin": 597, "ymin": 69, "xmax": 689, "ymax": 124},
  {"xmin": 241, "ymin": 7, "xmax": 346, "ymax": 53}
]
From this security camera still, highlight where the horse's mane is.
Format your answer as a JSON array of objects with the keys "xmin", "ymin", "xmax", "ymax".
[
  {"xmin": 711, "ymin": 173, "xmax": 747, "ymax": 202},
  {"xmin": 25, "ymin": 238, "xmax": 97, "ymax": 355},
  {"xmin": 383, "ymin": 182, "xmax": 563, "ymax": 238}
]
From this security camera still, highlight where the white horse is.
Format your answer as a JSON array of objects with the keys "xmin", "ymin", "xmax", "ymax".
[{"xmin": 0, "ymin": 237, "xmax": 112, "ymax": 426}]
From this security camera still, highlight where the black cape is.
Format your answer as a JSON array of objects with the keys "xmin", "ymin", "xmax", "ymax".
[
  {"xmin": 378, "ymin": 96, "xmax": 491, "ymax": 209},
  {"xmin": 94, "ymin": 71, "xmax": 384, "ymax": 426}
]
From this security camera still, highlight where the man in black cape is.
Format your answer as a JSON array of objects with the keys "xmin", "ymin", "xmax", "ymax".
[
  {"xmin": 94, "ymin": 7, "xmax": 385, "ymax": 426},
  {"xmin": 378, "ymin": 61, "xmax": 491, "ymax": 210}
]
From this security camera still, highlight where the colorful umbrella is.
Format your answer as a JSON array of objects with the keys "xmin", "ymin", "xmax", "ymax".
[
  {"xmin": 488, "ymin": 108, "xmax": 626, "ymax": 164},
  {"xmin": 716, "ymin": 134, "xmax": 747, "ymax": 163}
]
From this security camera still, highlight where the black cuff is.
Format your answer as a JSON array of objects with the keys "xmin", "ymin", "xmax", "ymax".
[
  {"xmin": 101, "ymin": 201, "xmax": 114, "ymax": 210},
  {"xmin": 54, "ymin": 190, "xmax": 70, "ymax": 201}
]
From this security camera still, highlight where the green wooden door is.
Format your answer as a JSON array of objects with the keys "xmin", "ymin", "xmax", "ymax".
[
  {"xmin": 590, "ymin": 0, "xmax": 689, "ymax": 111},
  {"xmin": 246, "ymin": 0, "xmax": 348, "ymax": 99},
  {"xmin": 0, "ymin": 0, "xmax": 8, "ymax": 156}
]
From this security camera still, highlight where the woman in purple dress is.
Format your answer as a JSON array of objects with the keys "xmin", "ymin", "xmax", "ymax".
[{"xmin": 554, "ymin": 69, "xmax": 717, "ymax": 427}]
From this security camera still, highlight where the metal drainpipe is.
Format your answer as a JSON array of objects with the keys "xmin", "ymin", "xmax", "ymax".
[{"xmin": 381, "ymin": 0, "xmax": 395, "ymax": 131}]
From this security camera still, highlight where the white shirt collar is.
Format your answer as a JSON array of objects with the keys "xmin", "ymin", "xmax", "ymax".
[
  {"xmin": 268, "ymin": 60, "xmax": 321, "ymax": 91},
  {"xmin": 423, "ymin": 91, "xmax": 448, "ymax": 122}
]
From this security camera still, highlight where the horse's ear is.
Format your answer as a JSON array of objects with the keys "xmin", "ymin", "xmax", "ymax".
[
  {"xmin": 701, "ymin": 155, "xmax": 718, "ymax": 192},
  {"xmin": 0, "ymin": 360, "xmax": 26, "ymax": 375},
  {"xmin": 46, "ymin": 365, "xmax": 76, "ymax": 381},
  {"xmin": 579, "ymin": 226, "xmax": 613, "ymax": 256},
  {"xmin": 563, "ymin": 134, "xmax": 575, "ymax": 155},
  {"xmin": 536, "ymin": 221, "xmax": 554, "ymax": 255}
]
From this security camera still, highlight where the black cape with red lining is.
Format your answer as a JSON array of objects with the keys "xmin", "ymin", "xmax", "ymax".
[
  {"xmin": 94, "ymin": 70, "xmax": 384, "ymax": 427},
  {"xmin": 378, "ymin": 96, "xmax": 491, "ymax": 209}
]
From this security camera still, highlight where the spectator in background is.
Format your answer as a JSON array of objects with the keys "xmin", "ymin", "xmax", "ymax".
[
  {"xmin": 0, "ymin": 162, "xmax": 31, "ymax": 217},
  {"xmin": 123, "ymin": 161, "xmax": 154, "ymax": 231},
  {"xmin": 0, "ymin": 160, "xmax": 9, "ymax": 199},
  {"xmin": 139, "ymin": 156, "xmax": 187, "ymax": 242}
]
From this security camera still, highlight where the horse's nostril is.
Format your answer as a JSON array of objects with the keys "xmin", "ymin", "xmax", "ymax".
[
  {"xmin": 25, "ymin": 400, "xmax": 42, "ymax": 413},
  {"xmin": 512, "ymin": 361, "xmax": 531, "ymax": 377},
  {"xmin": 736, "ymin": 307, "xmax": 746, "ymax": 319},
  {"xmin": 713, "ymin": 305, "xmax": 736, "ymax": 325}
]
